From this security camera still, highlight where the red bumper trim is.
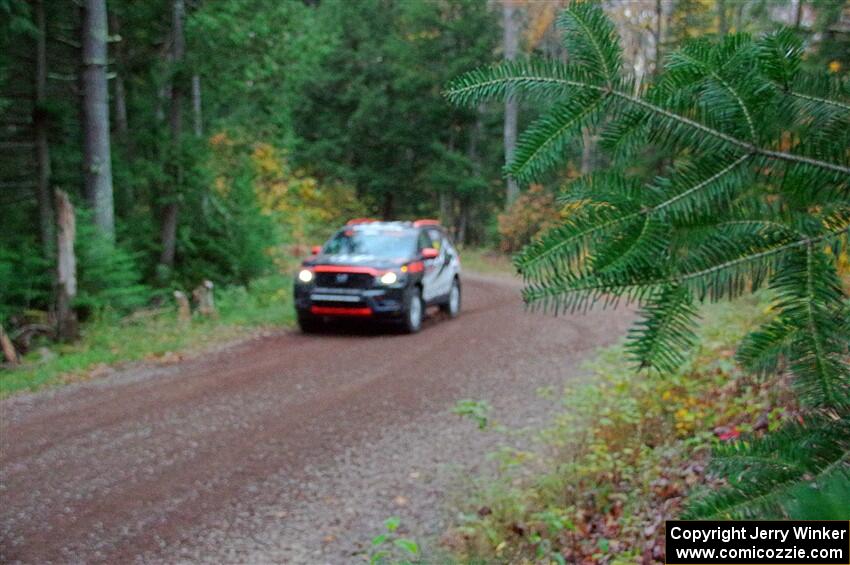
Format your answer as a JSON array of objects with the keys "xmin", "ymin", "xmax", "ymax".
[
  {"xmin": 311, "ymin": 306, "xmax": 373, "ymax": 317},
  {"xmin": 313, "ymin": 265, "xmax": 381, "ymax": 276}
]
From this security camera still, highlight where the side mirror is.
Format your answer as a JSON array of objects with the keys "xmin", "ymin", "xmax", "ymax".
[
  {"xmin": 311, "ymin": 245, "xmax": 321, "ymax": 255},
  {"xmin": 421, "ymin": 248, "xmax": 439, "ymax": 260}
]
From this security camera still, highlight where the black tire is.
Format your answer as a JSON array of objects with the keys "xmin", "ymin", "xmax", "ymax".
[
  {"xmin": 297, "ymin": 314, "xmax": 323, "ymax": 333},
  {"xmin": 439, "ymin": 278, "xmax": 461, "ymax": 318},
  {"xmin": 400, "ymin": 286, "xmax": 424, "ymax": 334}
]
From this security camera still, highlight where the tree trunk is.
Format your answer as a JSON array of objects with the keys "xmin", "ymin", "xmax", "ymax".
[
  {"xmin": 502, "ymin": 0, "xmax": 519, "ymax": 207},
  {"xmin": 33, "ymin": 0, "xmax": 55, "ymax": 257},
  {"xmin": 581, "ymin": 128, "xmax": 596, "ymax": 174},
  {"xmin": 734, "ymin": 1, "xmax": 745, "ymax": 32},
  {"xmin": 192, "ymin": 74, "xmax": 203, "ymax": 137},
  {"xmin": 159, "ymin": 202, "xmax": 179, "ymax": 267},
  {"xmin": 381, "ymin": 193, "xmax": 394, "ymax": 220},
  {"xmin": 653, "ymin": 0, "xmax": 663, "ymax": 75},
  {"xmin": 717, "ymin": 0, "xmax": 727, "ymax": 36},
  {"xmin": 457, "ymin": 200, "xmax": 468, "ymax": 246},
  {"xmin": 169, "ymin": 0, "xmax": 185, "ymax": 139},
  {"xmin": 114, "ymin": 74, "xmax": 128, "ymax": 138},
  {"xmin": 463, "ymin": 105, "xmax": 484, "ymax": 246},
  {"xmin": 81, "ymin": 0, "xmax": 115, "ymax": 239},
  {"xmin": 110, "ymin": 13, "xmax": 129, "ymax": 140},
  {"xmin": 794, "ymin": 0, "xmax": 804, "ymax": 29},
  {"xmin": 159, "ymin": 0, "xmax": 185, "ymax": 270},
  {"xmin": 55, "ymin": 190, "xmax": 79, "ymax": 342},
  {"xmin": 439, "ymin": 191, "xmax": 450, "ymax": 227}
]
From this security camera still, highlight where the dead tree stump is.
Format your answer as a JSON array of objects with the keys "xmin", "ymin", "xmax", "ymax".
[
  {"xmin": 0, "ymin": 323, "xmax": 19, "ymax": 366},
  {"xmin": 174, "ymin": 290, "xmax": 191, "ymax": 323},
  {"xmin": 192, "ymin": 280, "xmax": 217, "ymax": 318}
]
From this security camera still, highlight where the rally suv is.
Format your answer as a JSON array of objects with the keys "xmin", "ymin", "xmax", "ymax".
[{"xmin": 293, "ymin": 219, "xmax": 461, "ymax": 333}]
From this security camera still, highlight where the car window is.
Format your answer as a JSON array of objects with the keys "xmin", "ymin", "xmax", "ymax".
[
  {"xmin": 324, "ymin": 228, "xmax": 417, "ymax": 258},
  {"xmin": 417, "ymin": 231, "xmax": 432, "ymax": 251},
  {"xmin": 426, "ymin": 228, "xmax": 442, "ymax": 251}
]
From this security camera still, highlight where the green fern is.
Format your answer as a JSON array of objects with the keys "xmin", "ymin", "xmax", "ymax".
[{"xmin": 446, "ymin": 1, "xmax": 849, "ymax": 519}]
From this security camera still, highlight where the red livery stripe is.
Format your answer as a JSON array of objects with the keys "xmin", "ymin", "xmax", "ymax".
[
  {"xmin": 313, "ymin": 265, "xmax": 380, "ymax": 276},
  {"xmin": 310, "ymin": 306, "xmax": 373, "ymax": 316},
  {"xmin": 413, "ymin": 219, "xmax": 440, "ymax": 227}
]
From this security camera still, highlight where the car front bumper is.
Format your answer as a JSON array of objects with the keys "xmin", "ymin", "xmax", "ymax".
[{"xmin": 294, "ymin": 286, "xmax": 407, "ymax": 319}]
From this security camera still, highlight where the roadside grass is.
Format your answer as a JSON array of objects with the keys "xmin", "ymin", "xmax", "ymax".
[
  {"xmin": 0, "ymin": 274, "xmax": 294, "ymax": 398},
  {"xmin": 443, "ymin": 294, "xmax": 794, "ymax": 564},
  {"xmin": 459, "ymin": 247, "xmax": 515, "ymax": 277}
]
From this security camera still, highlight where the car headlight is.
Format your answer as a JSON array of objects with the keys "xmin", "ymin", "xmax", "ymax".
[
  {"xmin": 297, "ymin": 269, "xmax": 314, "ymax": 283},
  {"xmin": 379, "ymin": 271, "xmax": 398, "ymax": 285}
]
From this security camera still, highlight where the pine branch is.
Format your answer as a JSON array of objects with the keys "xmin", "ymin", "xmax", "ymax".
[
  {"xmin": 519, "ymin": 156, "xmax": 753, "ymax": 280},
  {"xmin": 652, "ymin": 153, "xmax": 752, "ymax": 215},
  {"xmin": 627, "ymin": 285, "xmax": 699, "ymax": 372},
  {"xmin": 522, "ymin": 230, "xmax": 844, "ymax": 310},
  {"xmin": 509, "ymin": 90, "xmax": 609, "ymax": 183},
  {"xmin": 447, "ymin": 67, "xmax": 850, "ymax": 176},
  {"xmin": 616, "ymin": 91, "xmax": 850, "ymax": 176},
  {"xmin": 789, "ymin": 91, "xmax": 850, "ymax": 114},
  {"xmin": 670, "ymin": 49, "xmax": 758, "ymax": 141},
  {"xmin": 556, "ymin": 2, "xmax": 621, "ymax": 88}
]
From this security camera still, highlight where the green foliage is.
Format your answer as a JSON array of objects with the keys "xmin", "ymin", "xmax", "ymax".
[
  {"xmin": 447, "ymin": 0, "xmax": 849, "ymax": 522},
  {"xmin": 369, "ymin": 516, "xmax": 421, "ymax": 565},
  {"xmin": 293, "ymin": 0, "xmax": 502, "ymax": 220},
  {"xmin": 453, "ymin": 399, "xmax": 492, "ymax": 430},
  {"xmin": 0, "ymin": 242, "xmax": 52, "ymax": 324},
  {"xmin": 685, "ymin": 413, "xmax": 850, "ymax": 519},
  {"xmin": 75, "ymin": 215, "xmax": 153, "ymax": 316}
]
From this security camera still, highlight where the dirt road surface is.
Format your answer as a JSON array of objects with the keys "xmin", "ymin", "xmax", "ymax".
[{"xmin": 1, "ymin": 274, "xmax": 633, "ymax": 564}]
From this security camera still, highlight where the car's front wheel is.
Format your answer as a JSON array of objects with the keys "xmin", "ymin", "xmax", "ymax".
[
  {"xmin": 401, "ymin": 287, "xmax": 424, "ymax": 334},
  {"xmin": 440, "ymin": 278, "xmax": 461, "ymax": 318}
]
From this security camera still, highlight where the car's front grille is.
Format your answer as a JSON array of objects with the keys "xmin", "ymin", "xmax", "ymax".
[
  {"xmin": 314, "ymin": 300, "xmax": 366, "ymax": 309},
  {"xmin": 315, "ymin": 272, "xmax": 374, "ymax": 289}
]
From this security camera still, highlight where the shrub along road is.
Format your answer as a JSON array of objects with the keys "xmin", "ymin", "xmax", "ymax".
[{"xmin": 0, "ymin": 274, "xmax": 632, "ymax": 564}]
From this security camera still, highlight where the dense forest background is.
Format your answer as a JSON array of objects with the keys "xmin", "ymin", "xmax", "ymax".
[{"xmin": 1, "ymin": 0, "xmax": 848, "ymax": 338}]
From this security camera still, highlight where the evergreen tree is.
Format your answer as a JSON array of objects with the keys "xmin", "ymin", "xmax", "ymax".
[{"xmin": 447, "ymin": 1, "xmax": 849, "ymax": 518}]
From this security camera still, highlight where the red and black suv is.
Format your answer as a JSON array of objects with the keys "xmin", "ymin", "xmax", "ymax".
[{"xmin": 294, "ymin": 219, "xmax": 462, "ymax": 333}]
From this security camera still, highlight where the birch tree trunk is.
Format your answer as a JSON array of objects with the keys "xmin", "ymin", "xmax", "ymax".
[
  {"xmin": 34, "ymin": 0, "xmax": 54, "ymax": 257},
  {"xmin": 502, "ymin": 0, "xmax": 520, "ymax": 207},
  {"xmin": 55, "ymin": 190, "xmax": 79, "ymax": 341},
  {"xmin": 192, "ymin": 74, "xmax": 203, "ymax": 137},
  {"xmin": 159, "ymin": 0, "xmax": 185, "ymax": 269},
  {"xmin": 81, "ymin": 0, "xmax": 115, "ymax": 239}
]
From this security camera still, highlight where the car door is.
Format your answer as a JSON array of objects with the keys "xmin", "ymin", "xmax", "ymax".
[
  {"xmin": 425, "ymin": 228, "xmax": 454, "ymax": 299},
  {"xmin": 418, "ymin": 229, "xmax": 442, "ymax": 302}
]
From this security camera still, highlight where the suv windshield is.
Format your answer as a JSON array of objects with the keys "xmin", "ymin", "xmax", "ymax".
[{"xmin": 323, "ymin": 228, "xmax": 417, "ymax": 259}]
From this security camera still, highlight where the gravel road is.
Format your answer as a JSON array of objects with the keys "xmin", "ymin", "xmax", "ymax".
[{"xmin": 0, "ymin": 274, "xmax": 633, "ymax": 564}]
